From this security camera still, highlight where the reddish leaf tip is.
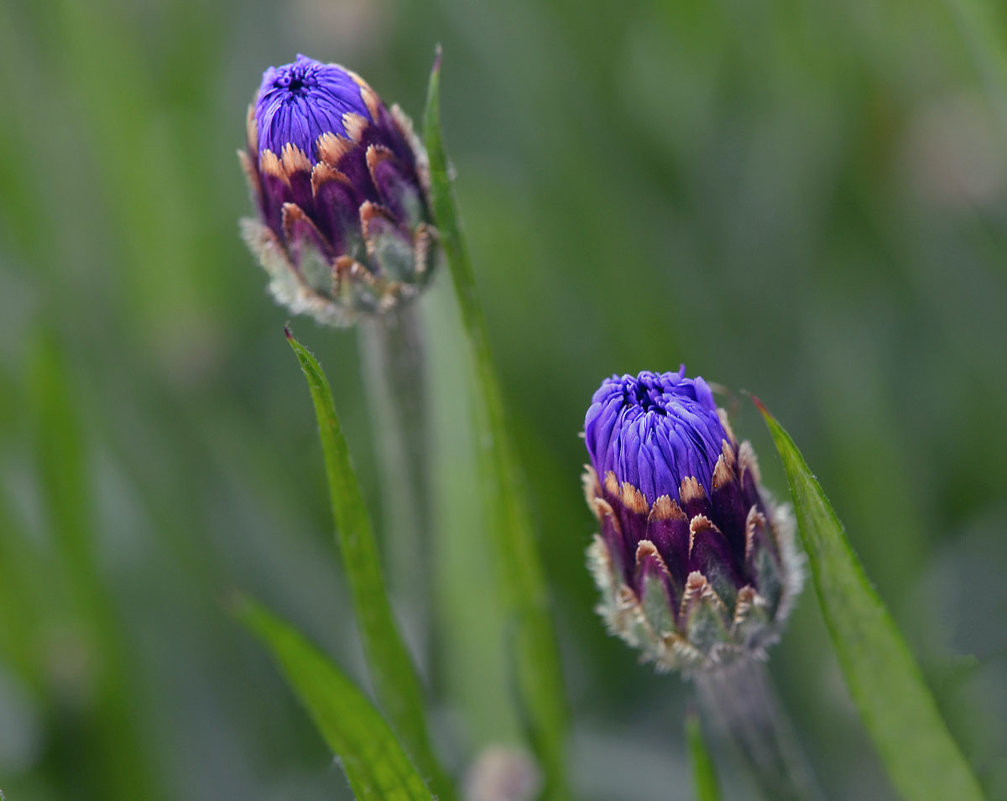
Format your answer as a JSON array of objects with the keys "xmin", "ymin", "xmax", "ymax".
[{"xmin": 751, "ymin": 394, "xmax": 770, "ymax": 417}]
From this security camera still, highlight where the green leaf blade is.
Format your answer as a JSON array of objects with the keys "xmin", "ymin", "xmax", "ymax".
[
  {"xmin": 236, "ymin": 598, "xmax": 435, "ymax": 801},
  {"xmin": 757, "ymin": 402, "xmax": 985, "ymax": 801},
  {"xmin": 686, "ymin": 709, "xmax": 721, "ymax": 801},
  {"xmin": 423, "ymin": 51, "xmax": 570, "ymax": 799},
  {"xmin": 285, "ymin": 329, "xmax": 451, "ymax": 801}
]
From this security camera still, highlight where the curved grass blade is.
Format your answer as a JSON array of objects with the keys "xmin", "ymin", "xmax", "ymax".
[
  {"xmin": 686, "ymin": 708, "xmax": 721, "ymax": 801},
  {"xmin": 756, "ymin": 401, "xmax": 985, "ymax": 801},
  {"xmin": 285, "ymin": 329, "xmax": 452, "ymax": 801},
  {"xmin": 423, "ymin": 49, "xmax": 570, "ymax": 799},
  {"xmin": 235, "ymin": 597, "xmax": 435, "ymax": 801}
]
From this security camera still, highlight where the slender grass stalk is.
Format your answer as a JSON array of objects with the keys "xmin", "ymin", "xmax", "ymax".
[
  {"xmin": 358, "ymin": 304, "xmax": 432, "ymax": 667},
  {"xmin": 686, "ymin": 707, "xmax": 722, "ymax": 801},
  {"xmin": 693, "ymin": 660, "xmax": 824, "ymax": 801},
  {"xmin": 423, "ymin": 49, "xmax": 570, "ymax": 799},
  {"xmin": 286, "ymin": 330, "xmax": 453, "ymax": 801}
]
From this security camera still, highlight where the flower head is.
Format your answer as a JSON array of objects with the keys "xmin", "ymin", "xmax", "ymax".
[
  {"xmin": 239, "ymin": 55, "xmax": 435, "ymax": 326},
  {"xmin": 582, "ymin": 368, "xmax": 802, "ymax": 673}
]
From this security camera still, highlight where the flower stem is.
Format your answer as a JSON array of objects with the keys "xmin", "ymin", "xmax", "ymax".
[
  {"xmin": 693, "ymin": 659, "xmax": 825, "ymax": 801},
  {"xmin": 358, "ymin": 304, "xmax": 432, "ymax": 667}
]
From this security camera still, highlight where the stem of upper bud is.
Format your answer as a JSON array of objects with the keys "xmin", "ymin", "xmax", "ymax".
[
  {"xmin": 693, "ymin": 658, "xmax": 825, "ymax": 801},
  {"xmin": 357, "ymin": 304, "xmax": 432, "ymax": 667}
]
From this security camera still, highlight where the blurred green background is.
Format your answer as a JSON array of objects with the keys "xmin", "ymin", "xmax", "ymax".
[{"xmin": 1, "ymin": 0, "xmax": 1005, "ymax": 798}]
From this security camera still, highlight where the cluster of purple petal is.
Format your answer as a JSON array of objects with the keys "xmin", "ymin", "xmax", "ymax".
[
  {"xmin": 255, "ymin": 55, "xmax": 373, "ymax": 159},
  {"xmin": 584, "ymin": 369, "xmax": 727, "ymax": 505}
]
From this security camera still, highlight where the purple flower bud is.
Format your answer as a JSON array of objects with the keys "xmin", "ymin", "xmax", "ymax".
[
  {"xmin": 582, "ymin": 369, "xmax": 803, "ymax": 673},
  {"xmin": 239, "ymin": 55, "xmax": 435, "ymax": 326},
  {"xmin": 584, "ymin": 370, "xmax": 724, "ymax": 506}
]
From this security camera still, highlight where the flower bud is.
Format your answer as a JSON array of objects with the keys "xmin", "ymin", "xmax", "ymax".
[
  {"xmin": 582, "ymin": 369, "xmax": 802, "ymax": 673},
  {"xmin": 239, "ymin": 54, "xmax": 435, "ymax": 326}
]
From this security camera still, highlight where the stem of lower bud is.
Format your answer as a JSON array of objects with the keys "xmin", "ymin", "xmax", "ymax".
[
  {"xmin": 358, "ymin": 304, "xmax": 432, "ymax": 670},
  {"xmin": 693, "ymin": 658, "xmax": 825, "ymax": 801}
]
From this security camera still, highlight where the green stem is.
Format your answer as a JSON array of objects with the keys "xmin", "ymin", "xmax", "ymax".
[
  {"xmin": 693, "ymin": 659, "xmax": 824, "ymax": 801},
  {"xmin": 358, "ymin": 304, "xmax": 432, "ymax": 667},
  {"xmin": 424, "ymin": 50, "xmax": 570, "ymax": 800}
]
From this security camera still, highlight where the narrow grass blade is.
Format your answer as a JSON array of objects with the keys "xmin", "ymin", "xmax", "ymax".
[
  {"xmin": 756, "ymin": 401, "xmax": 985, "ymax": 801},
  {"xmin": 0, "ymin": 490, "xmax": 43, "ymax": 684},
  {"xmin": 423, "ymin": 49, "xmax": 570, "ymax": 799},
  {"xmin": 285, "ymin": 329, "xmax": 451, "ymax": 801},
  {"xmin": 687, "ymin": 708, "xmax": 721, "ymax": 801},
  {"xmin": 944, "ymin": 0, "xmax": 1007, "ymax": 138},
  {"xmin": 235, "ymin": 597, "xmax": 435, "ymax": 801},
  {"xmin": 30, "ymin": 332, "xmax": 165, "ymax": 801}
]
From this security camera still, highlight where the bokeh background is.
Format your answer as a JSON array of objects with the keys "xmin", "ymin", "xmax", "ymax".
[{"xmin": 1, "ymin": 0, "xmax": 1006, "ymax": 798}]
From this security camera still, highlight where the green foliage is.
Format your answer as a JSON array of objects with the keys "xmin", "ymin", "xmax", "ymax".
[
  {"xmin": 23, "ymin": 333, "xmax": 164, "ymax": 801},
  {"xmin": 686, "ymin": 710, "xmax": 721, "ymax": 801},
  {"xmin": 759, "ymin": 403, "xmax": 986, "ymax": 801},
  {"xmin": 944, "ymin": 0, "xmax": 1007, "ymax": 134},
  {"xmin": 1, "ymin": 0, "xmax": 1005, "ymax": 797},
  {"xmin": 236, "ymin": 597, "xmax": 435, "ymax": 801},
  {"xmin": 424, "ymin": 50, "xmax": 570, "ymax": 799},
  {"xmin": 286, "ymin": 330, "xmax": 451, "ymax": 800}
]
